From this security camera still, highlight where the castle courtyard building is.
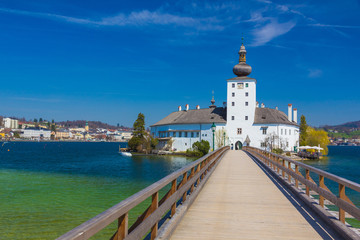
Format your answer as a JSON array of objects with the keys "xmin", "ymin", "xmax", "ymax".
[{"xmin": 151, "ymin": 44, "xmax": 299, "ymax": 152}]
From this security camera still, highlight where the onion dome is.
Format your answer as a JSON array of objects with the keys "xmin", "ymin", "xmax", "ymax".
[
  {"xmin": 233, "ymin": 43, "xmax": 252, "ymax": 77},
  {"xmin": 209, "ymin": 95, "xmax": 216, "ymax": 108}
]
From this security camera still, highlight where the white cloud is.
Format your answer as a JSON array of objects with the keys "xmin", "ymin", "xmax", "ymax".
[
  {"xmin": 0, "ymin": 7, "xmax": 223, "ymax": 31},
  {"xmin": 309, "ymin": 23, "xmax": 360, "ymax": 29},
  {"xmin": 251, "ymin": 20, "xmax": 296, "ymax": 46}
]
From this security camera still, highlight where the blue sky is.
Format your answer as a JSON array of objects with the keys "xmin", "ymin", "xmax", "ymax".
[{"xmin": 0, "ymin": 0, "xmax": 359, "ymax": 127}]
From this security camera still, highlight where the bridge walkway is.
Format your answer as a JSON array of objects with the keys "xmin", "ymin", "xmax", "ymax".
[{"xmin": 170, "ymin": 150, "xmax": 341, "ymax": 240}]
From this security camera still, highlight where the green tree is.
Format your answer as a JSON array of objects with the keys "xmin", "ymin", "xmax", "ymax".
[
  {"xmin": 128, "ymin": 113, "xmax": 157, "ymax": 153},
  {"xmin": 299, "ymin": 115, "xmax": 308, "ymax": 146},
  {"xmin": 133, "ymin": 113, "xmax": 146, "ymax": 138},
  {"xmin": 39, "ymin": 118, "xmax": 43, "ymax": 122},
  {"xmin": 128, "ymin": 137, "xmax": 142, "ymax": 151},
  {"xmin": 192, "ymin": 140, "xmax": 210, "ymax": 156},
  {"xmin": 34, "ymin": 118, "xmax": 38, "ymax": 123}
]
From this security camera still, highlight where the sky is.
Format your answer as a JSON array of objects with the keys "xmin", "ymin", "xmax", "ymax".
[{"xmin": 0, "ymin": 0, "xmax": 360, "ymax": 127}]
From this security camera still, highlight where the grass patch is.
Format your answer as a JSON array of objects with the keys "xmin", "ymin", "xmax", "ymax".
[
  {"xmin": 325, "ymin": 205, "xmax": 339, "ymax": 211},
  {"xmin": 346, "ymin": 218, "xmax": 360, "ymax": 228}
]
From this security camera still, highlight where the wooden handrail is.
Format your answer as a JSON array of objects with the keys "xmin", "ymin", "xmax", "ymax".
[
  {"xmin": 57, "ymin": 146, "xmax": 229, "ymax": 240},
  {"xmin": 244, "ymin": 146, "xmax": 360, "ymax": 225}
]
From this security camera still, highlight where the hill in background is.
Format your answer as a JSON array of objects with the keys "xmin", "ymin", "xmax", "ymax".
[
  {"xmin": 320, "ymin": 120, "xmax": 360, "ymax": 139},
  {"xmin": 57, "ymin": 120, "xmax": 132, "ymax": 131}
]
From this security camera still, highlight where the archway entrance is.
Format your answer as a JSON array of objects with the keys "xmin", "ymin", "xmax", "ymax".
[{"xmin": 235, "ymin": 141, "xmax": 243, "ymax": 150}]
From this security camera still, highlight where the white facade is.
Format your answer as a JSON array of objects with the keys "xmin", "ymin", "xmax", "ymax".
[
  {"xmin": 21, "ymin": 128, "xmax": 51, "ymax": 140},
  {"xmin": 3, "ymin": 118, "xmax": 19, "ymax": 129},
  {"xmin": 151, "ymin": 123, "xmax": 226, "ymax": 151},
  {"xmin": 226, "ymin": 77, "xmax": 257, "ymax": 148}
]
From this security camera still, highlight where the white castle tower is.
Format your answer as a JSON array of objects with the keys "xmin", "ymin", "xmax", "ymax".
[{"xmin": 226, "ymin": 42, "xmax": 257, "ymax": 149}]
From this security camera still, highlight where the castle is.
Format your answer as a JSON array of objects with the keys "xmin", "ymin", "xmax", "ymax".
[{"xmin": 150, "ymin": 43, "xmax": 299, "ymax": 151}]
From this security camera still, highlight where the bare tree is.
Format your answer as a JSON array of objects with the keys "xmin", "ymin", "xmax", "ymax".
[{"xmin": 215, "ymin": 128, "xmax": 227, "ymax": 148}]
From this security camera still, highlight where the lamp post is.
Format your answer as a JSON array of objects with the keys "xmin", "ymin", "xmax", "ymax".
[
  {"xmin": 223, "ymin": 131, "xmax": 226, "ymax": 146},
  {"xmin": 211, "ymin": 122, "xmax": 216, "ymax": 151}
]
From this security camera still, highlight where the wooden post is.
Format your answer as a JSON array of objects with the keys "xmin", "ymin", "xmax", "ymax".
[
  {"xmin": 339, "ymin": 184, "xmax": 345, "ymax": 223},
  {"xmin": 282, "ymin": 159, "xmax": 285, "ymax": 178},
  {"xmin": 190, "ymin": 167, "xmax": 195, "ymax": 193},
  {"xmin": 295, "ymin": 165, "xmax": 299, "ymax": 188},
  {"xmin": 171, "ymin": 179, "xmax": 177, "ymax": 217},
  {"xmin": 182, "ymin": 172, "xmax": 188, "ymax": 202},
  {"xmin": 196, "ymin": 164, "xmax": 201, "ymax": 186},
  {"xmin": 319, "ymin": 175, "xmax": 324, "ymax": 207},
  {"xmin": 116, "ymin": 213, "xmax": 128, "ymax": 240},
  {"xmin": 288, "ymin": 161, "xmax": 291, "ymax": 183},
  {"xmin": 150, "ymin": 192, "xmax": 159, "ymax": 240},
  {"xmin": 276, "ymin": 157, "xmax": 280, "ymax": 174},
  {"xmin": 306, "ymin": 169, "xmax": 310, "ymax": 196}
]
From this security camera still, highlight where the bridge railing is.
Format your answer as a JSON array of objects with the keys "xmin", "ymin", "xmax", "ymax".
[
  {"xmin": 57, "ymin": 146, "xmax": 229, "ymax": 240},
  {"xmin": 244, "ymin": 146, "xmax": 360, "ymax": 226}
]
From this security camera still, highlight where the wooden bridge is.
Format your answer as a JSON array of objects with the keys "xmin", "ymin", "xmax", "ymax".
[{"xmin": 57, "ymin": 147, "xmax": 360, "ymax": 240}]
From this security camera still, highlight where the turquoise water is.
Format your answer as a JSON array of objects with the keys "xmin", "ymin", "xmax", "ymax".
[
  {"xmin": 302, "ymin": 146, "xmax": 360, "ymax": 207},
  {"xmin": 0, "ymin": 142, "xmax": 195, "ymax": 239}
]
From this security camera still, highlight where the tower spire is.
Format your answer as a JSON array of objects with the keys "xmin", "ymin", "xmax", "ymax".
[
  {"xmin": 233, "ymin": 38, "xmax": 252, "ymax": 77},
  {"xmin": 209, "ymin": 90, "xmax": 216, "ymax": 108}
]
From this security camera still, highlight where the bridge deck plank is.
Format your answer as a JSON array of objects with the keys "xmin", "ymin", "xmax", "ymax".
[{"xmin": 170, "ymin": 151, "xmax": 327, "ymax": 240}]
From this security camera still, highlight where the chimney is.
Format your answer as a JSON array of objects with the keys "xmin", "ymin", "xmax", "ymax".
[
  {"xmin": 275, "ymin": 106, "xmax": 278, "ymax": 110},
  {"xmin": 185, "ymin": 104, "xmax": 189, "ymax": 111},
  {"xmin": 288, "ymin": 104, "xmax": 292, "ymax": 122},
  {"xmin": 256, "ymin": 101, "xmax": 259, "ymax": 108},
  {"xmin": 196, "ymin": 105, "xmax": 200, "ymax": 110},
  {"xmin": 261, "ymin": 103, "xmax": 265, "ymax": 108},
  {"xmin": 178, "ymin": 106, "xmax": 182, "ymax": 111},
  {"xmin": 293, "ymin": 108, "xmax": 298, "ymax": 123}
]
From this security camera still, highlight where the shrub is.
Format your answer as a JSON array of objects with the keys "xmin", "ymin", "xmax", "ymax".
[
  {"xmin": 272, "ymin": 148, "xmax": 284, "ymax": 154},
  {"xmin": 186, "ymin": 149, "xmax": 203, "ymax": 157},
  {"xmin": 192, "ymin": 140, "xmax": 210, "ymax": 156}
]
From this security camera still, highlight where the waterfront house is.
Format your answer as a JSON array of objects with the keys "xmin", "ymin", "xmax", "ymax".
[{"xmin": 20, "ymin": 127, "xmax": 51, "ymax": 140}]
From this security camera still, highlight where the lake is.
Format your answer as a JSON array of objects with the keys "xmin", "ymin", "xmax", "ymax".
[
  {"xmin": 1, "ymin": 143, "xmax": 359, "ymax": 239},
  {"xmin": 0, "ymin": 142, "xmax": 195, "ymax": 239}
]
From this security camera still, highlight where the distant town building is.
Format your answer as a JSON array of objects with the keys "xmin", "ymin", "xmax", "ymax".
[
  {"xmin": 151, "ymin": 43, "xmax": 299, "ymax": 152},
  {"xmin": 3, "ymin": 118, "xmax": 19, "ymax": 129},
  {"xmin": 56, "ymin": 129, "xmax": 72, "ymax": 139},
  {"xmin": 20, "ymin": 128, "xmax": 51, "ymax": 140}
]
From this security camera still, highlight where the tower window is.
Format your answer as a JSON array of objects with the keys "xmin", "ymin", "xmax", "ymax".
[
  {"xmin": 237, "ymin": 128, "xmax": 242, "ymax": 135},
  {"xmin": 184, "ymin": 132, "xmax": 188, "ymax": 137},
  {"xmin": 231, "ymin": 116, "xmax": 235, "ymax": 120},
  {"xmin": 232, "ymin": 92, "xmax": 235, "ymax": 97},
  {"xmin": 232, "ymin": 83, "xmax": 235, "ymax": 88},
  {"xmin": 262, "ymin": 128, "xmax": 267, "ymax": 135},
  {"xmin": 245, "ymin": 83, "xmax": 249, "ymax": 87},
  {"xmin": 245, "ymin": 102, "xmax": 248, "ymax": 106},
  {"xmin": 232, "ymin": 102, "xmax": 235, "ymax": 106},
  {"xmin": 289, "ymin": 130, "xmax": 291, "ymax": 135},
  {"xmin": 245, "ymin": 92, "xmax": 249, "ymax": 97},
  {"xmin": 245, "ymin": 116, "xmax": 248, "ymax": 120},
  {"xmin": 237, "ymin": 83, "xmax": 244, "ymax": 89}
]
